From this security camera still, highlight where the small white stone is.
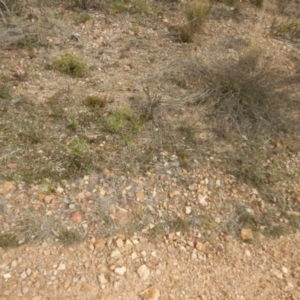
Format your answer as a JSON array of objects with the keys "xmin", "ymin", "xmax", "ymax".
[
  {"xmin": 11, "ymin": 260, "xmax": 18, "ymax": 268},
  {"xmin": 137, "ymin": 264, "xmax": 150, "ymax": 281},
  {"xmin": 245, "ymin": 250, "xmax": 251, "ymax": 257},
  {"xmin": 98, "ymin": 273, "xmax": 108, "ymax": 284},
  {"xmin": 111, "ymin": 249, "xmax": 122, "ymax": 259},
  {"xmin": 20, "ymin": 271, "xmax": 27, "ymax": 280},
  {"xmin": 3, "ymin": 273, "xmax": 11, "ymax": 279},
  {"xmin": 26, "ymin": 268, "xmax": 32, "ymax": 276},
  {"xmin": 185, "ymin": 206, "xmax": 192, "ymax": 215},
  {"xmin": 282, "ymin": 266, "xmax": 289, "ymax": 274},
  {"xmin": 131, "ymin": 252, "xmax": 138, "ymax": 259},
  {"xmin": 58, "ymin": 263, "xmax": 66, "ymax": 271},
  {"xmin": 114, "ymin": 266, "xmax": 126, "ymax": 276}
]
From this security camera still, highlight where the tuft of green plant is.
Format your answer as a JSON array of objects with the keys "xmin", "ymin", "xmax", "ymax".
[
  {"xmin": 178, "ymin": 25, "xmax": 193, "ymax": 43},
  {"xmin": 0, "ymin": 233, "xmax": 19, "ymax": 248},
  {"xmin": 84, "ymin": 94, "xmax": 113, "ymax": 108},
  {"xmin": 58, "ymin": 229, "xmax": 83, "ymax": 245},
  {"xmin": 134, "ymin": 0, "xmax": 149, "ymax": 13},
  {"xmin": 185, "ymin": 0, "xmax": 210, "ymax": 32},
  {"xmin": 51, "ymin": 53, "xmax": 87, "ymax": 77},
  {"xmin": 0, "ymin": 84, "xmax": 11, "ymax": 99},
  {"xmin": 103, "ymin": 106, "xmax": 144, "ymax": 134},
  {"xmin": 270, "ymin": 18, "xmax": 300, "ymax": 42},
  {"xmin": 73, "ymin": 10, "xmax": 91, "ymax": 24},
  {"xmin": 109, "ymin": 0, "xmax": 130, "ymax": 14},
  {"xmin": 251, "ymin": 0, "xmax": 263, "ymax": 8}
]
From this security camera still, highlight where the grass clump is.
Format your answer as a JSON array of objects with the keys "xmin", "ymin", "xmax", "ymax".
[
  {"xmin": 109, "ymin": 0, "xmax": 130, "ymax": 14},
  {"xmin": 104, "ymin": 106, "xmax": 145, "ymax": 134},
  {"xmin": 250, "ymin": 0, "xmax": 263, "ymax": 8},
  {"xmin": 134, "ymin": 0, "xmax": 149, "ymax": 13},
  {"xmin": 0, "ymin": 84, "xmax": 11, "ymax": 99},
  {"xmin": 58, "ymin": 229, "xmax": 83, "ymax": 245},
  {"xmin": 73, "ymin": 10, "xmax": 91, "ymax": 24},
  {"xmin": 84, "ymin": 94, "xmax": 113, "ymax": 108},
  {"xmin": 270, "ymin": 18, "xmax": 300, "ymax": 42},
  {"xmin": 185, "ymin": 0, "xmax": 210, "ymax": 32},
  {"xmin": 204, "ymin": 46, "xmax": 283, "ymax": 138},
  {"xmin": 51, "ymin": 53, "xmax": 87, "ymax": 77}
]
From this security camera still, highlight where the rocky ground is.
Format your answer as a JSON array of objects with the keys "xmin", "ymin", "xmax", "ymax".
[{"xmin": 0, "ymin": 0, "xmax": 300, "ymax": 299}]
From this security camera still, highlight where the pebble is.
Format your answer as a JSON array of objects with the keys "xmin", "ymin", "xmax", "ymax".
[
  {"xmin": 137, "ymin": 264, "xmax": 150, "ymax": 281},
  {"xmin": 114, "ymin": 266, "xmax": 127, "ymax": 276},
  {"xmin": 140, "ymin": 286, "xmax": 160, "ymax": 300},
  {"xmin": 185, "ymin": 206, "xmax": 192, "ymax": 215},
  {"xmin": 3, "ymin": 273, "xmax": 11, "ymax": 279},
  {"xmin": 58, "ymin": 263, "xmax": 66, "ymax": 271}
]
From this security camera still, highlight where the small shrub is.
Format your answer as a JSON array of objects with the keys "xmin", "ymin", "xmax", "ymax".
[
  {"xmin": 185, "ymin": 0, "xmax": 210, "ymax": 32},
  {"xmin": 51, "ymin": 54, "xmax": 86, "ymax": 77},
  {"xmin": 205, "ymin": 47, "xmax": 282, "ymax": 137}
]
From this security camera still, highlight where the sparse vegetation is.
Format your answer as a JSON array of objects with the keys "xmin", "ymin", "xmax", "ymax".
[
  {"xmin": 73, "ymin": 10, "xmax": 91, "ymax": 24},
  {"xmin": 185, "ymin": 0, "xmax": 210, "ymax": 32}
]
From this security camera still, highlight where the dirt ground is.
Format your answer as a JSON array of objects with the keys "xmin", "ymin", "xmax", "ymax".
[{"xmin": 0, "ymin": 0, "xmax": 300, "ymax": 299}]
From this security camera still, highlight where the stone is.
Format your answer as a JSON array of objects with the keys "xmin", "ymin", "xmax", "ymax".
[
  {"xmin": 240, "ymin": 228, "xmax": 253, "ymax": 241},
  {"xmin": 139, "ymin": 286, "xmax": 160, "ymax": 300},
  {"xmin": 57, "ymin": 263, "xmax": 66, "ymax": 271},
  {"xmin": 114, "ymin": 266, "xmax": 126, "ymax": 276},
  {"xmin": 70, "ymin": 211, "xmax": 84, "ymax": 223},
  {"xmin": 137, "ymin": 264, "xmax": 150, "ymax": 281}
]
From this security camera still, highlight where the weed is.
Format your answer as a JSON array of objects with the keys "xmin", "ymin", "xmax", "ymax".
[
  {"xmin": 109, "ymin": 0, "xmax": 130, "ymax": 14},
  {"xmin": 270, "ymin": 18, "xmax": 300, "ymax": 42},
  {"xmin": 178, "ymin": 25, "xmax": 193, "ymax": 43},
  {"xmin": 58, "ymin": 229, "xmax": 83, "ymax": 245},
  {"xmin": 51, "ymin": 53, "xmax": 86, "ymax": 77},
  {"xmin": 84, "ymin": 94, "xmax": 113, "ymax": 108},
  {"xmin": 73, "ymin": 10, "xmax": 91, "ymax": 24},
  {"xmin": 226, "ymin": 142, "xmax": 276, "ymax": 188},
  {"xmin": 0, "ymin": 84, "xmax": 11, "ymax": 99},
  {"xmin": 204, "ymin": 46, "xmax": 283, "ymax": 138},
  {"xmin": 250, "ymin": 0, "xmax": 263, "ymax": 8},
  {"xmin": 104, "ymin": 106, "xmax": 144, "ymax": 134},
  {"xmin": 185, "ymin": 0, "xmax": 210, "ymax": 32},
  {"xmin": 0, "ymin": 233, "xmax": 19, "ymax": 248},
  {"xmin": 169, "ymin": 217, "xmax": 189, "ymax": 232},
  {"xmin": 134, "ymin": 0, "xmax": 149, "ymax": 13},
  {"xmin": 129, "ymin": 26, "xmax": 139, "ymax": 35}
]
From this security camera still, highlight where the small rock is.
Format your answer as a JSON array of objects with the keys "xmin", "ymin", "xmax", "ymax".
[
  {"xmin": 116, "ymin": 238, "xmax": 124, "ymax": 249},
  {"xmin": 114, "ymin": 266, "xmax": 126, "ymax": 276},
  {"xmin": 70, "ymin": 211, "xmax": 84, "ymax": 223},
  {"xmin": 98, "ymin": 274, "xmax": 108, "ymax": 285},
  {"xmin": 58, "ymin": 263, "xmax": 66, "ymax": 271},
  {"xmin": 137, "ymin": 264, "xmax": 150, "ymax": 281},
  {"xmin": 20, "ymin": 271, "xmax": 27, "ymax": 279},
  {"xmin": 240, "ymin": 228, "xmax": 253, "ymax": 241},
  {"xmin": 139, "ymin": 286, "xmax": 160, "ymax": 300},
  {"xmin": 44, "ymin": 194, "xmax": 55, "ymax": 204},
  {"xmin": 272, "ymin": 269, "xmax": 283, "ymax": 280},
  {"xmin": 282, "ymin": 266, "xmax": 289, "ymax": 274},
  {"xmin": 111, "ymin": 249, "xmax": 122, "ymax": 259},
  {"xmin": 7, "ymin": 163, "xmax": 18, "ymax": 169},
  {"xmin": 3, "ymin": 273, "xmax": 11, "ymax": 279},
  {"xmin": 136, "ymin": 190, "xmax": 145, "ymax": 201},
  {"xmin": 123, "ymin": 65, "xmax": 131, "ymax": 71},
  {"xmin": 185, "ymin": 206, "xmax": 192, "ymax": 215}
]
